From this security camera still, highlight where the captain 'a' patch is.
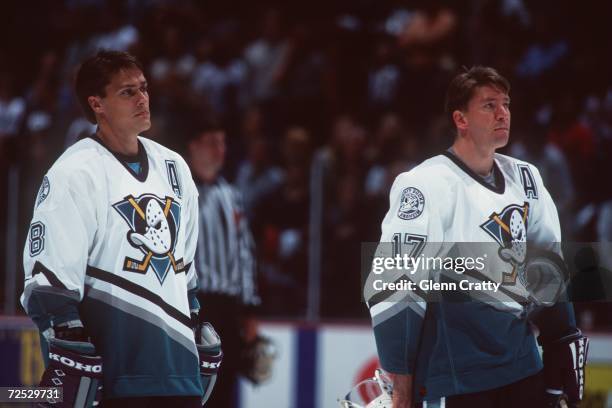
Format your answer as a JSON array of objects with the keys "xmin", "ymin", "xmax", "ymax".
[{"xmin": 517, "ymin": 164, "xmax": 538, "ymax": 199}]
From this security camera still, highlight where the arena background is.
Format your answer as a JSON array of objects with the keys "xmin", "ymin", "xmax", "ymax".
[{"xmin": 0, "ymin": 1, "xmax": 611, "ymax": 407}]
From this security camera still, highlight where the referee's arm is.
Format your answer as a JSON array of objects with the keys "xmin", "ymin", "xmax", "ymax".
[{"xmin": 235, "ymin": 189, "xmax": 260, "ymax": 341}]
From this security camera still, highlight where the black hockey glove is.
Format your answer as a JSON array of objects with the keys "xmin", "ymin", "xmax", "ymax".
[
  {"xmin": 541, "ymin": 329, "xmax": 589, "ymax": 407},
  {"xmin": 38, "ymin": 327, "xmax": 103, "ymax": 408},
  {"xmin": 195, "ymin": 322, "xmax": 223, "ymax": 405}
]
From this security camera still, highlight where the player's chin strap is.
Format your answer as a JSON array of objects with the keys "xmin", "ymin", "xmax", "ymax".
[{"xmin": 195, "ymin": 322, "xmax": 223, "ymax": 405}]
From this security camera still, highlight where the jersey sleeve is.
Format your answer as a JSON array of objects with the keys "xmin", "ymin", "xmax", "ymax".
[
  {"xmin": 367, "ymin": 172, "xmax": 445, "ymax": 375},
  {"xmin": 179, "ymin": 159, "xmax": 201, "ymax": 314},
  {"xmin": 21, "ymin": 167, "xmax": 98, "ymax": 333}
]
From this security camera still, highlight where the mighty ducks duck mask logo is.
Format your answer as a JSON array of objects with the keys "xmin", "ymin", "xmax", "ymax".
[
  {"xmin": 113, "ymin": 194, "xmax": 185, "ymax": 284},
  {"xmin": 480, "ymin": 202, "xmax": 529, "ymax": 285}
]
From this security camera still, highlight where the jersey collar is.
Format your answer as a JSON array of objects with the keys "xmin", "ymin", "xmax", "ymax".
[
  {"xmin": 442, "ymin": 151, "xmax": 506, "ymax": 194},
  {"xmin": 89, "ymin": 134, "xmax": 150, "ymax": 182}
]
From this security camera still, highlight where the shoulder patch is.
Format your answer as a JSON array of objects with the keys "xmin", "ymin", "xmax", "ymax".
[
  {"xmin": 517, "ymin": 164, "xmax": 538, "ymax": 199},
  {"xmin": 397, "ymin": 187, "xmax": 425, "ymax": 220},
  {"xmin": 36, "ymin": 176, "xmax": 51, "ymax": 208}
]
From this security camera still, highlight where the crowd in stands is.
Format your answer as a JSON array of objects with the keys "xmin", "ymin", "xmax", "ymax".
[{"xmin": 1, "ymin": 0, "xmax": 610, "ymax": 327}]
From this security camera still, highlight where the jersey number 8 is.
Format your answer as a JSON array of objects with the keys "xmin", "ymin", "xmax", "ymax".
[{"xmin": 29, "ymin": 222, "xmax": 46, "ymax": 256}]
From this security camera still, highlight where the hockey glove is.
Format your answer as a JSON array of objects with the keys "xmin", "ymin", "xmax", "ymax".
[
  {"xmin": 541, "ymin": 329, "xmax": 589, "ymax": 407},
  {"xmin": 196, "ymin": 322, "xmax": 223, "ymax": 405},
  {"xmin": 38, "ymin": 335, "xmax": 103, "ymax": 407}
]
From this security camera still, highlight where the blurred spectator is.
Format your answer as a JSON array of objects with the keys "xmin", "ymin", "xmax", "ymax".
[
  {"xmin": 319, "ymin": 116, "xmax": 372, "ymax": 317},
  {"xmin": 191, "ymin": 24, "xmax": 247, "ymax": 118},
  {"xmin": 244, "ymin": 8, "xmax": 289, "ymax": 105},
  {"xmin": 16, "ymin": 50, "xmax": 63, "ymax": 187},
  {"xmin": 395, "ymin": 1, "xmax": 456, "ymax": 133},
  {"xmin": 0, "ymin": 71, "xmax": 25, "ymax": 308},
  {"xmin": 367, "ymin": 38, "xmax": 401, "ymax": 114},
  {"xmin": 321, "ymin": 171, "xmax": 370, "ymax": 318},
  {"xmin": 235, "ymin": 136, "xmax": 283, "ymax": 221},
  {"xmin": 253, "ymin": 127, "xmax": 312, "ymax": 317},
  {"xmin": 150, "ymin": 26, "xmax": 194, "ymax": 87},
  {"xmin": 275, "ymin": 22, "xmax": 327, "ymax": 135},
  {"xmin": 548, "ymin": 96, "xmax": 596, "ymax": 206},
  {"xmin": 90, "ymin": 7, "xmax": 139, "ymax": 52},
  {"xmin": 227, "ymin": 104, "xmax": 268, "ymax": 179},
  {"xmin": 0, "ymin": 72, "xmax": 26, "ymax": 146},
  {"xmin": 515, "ymin": 24, "xmax": 568, "ymax": 80},
  {"xmin": 365, "ymin": 113, "xmax": 420, "ymax": 200},
  {"xmin": 148, "ymin": 25, "xmax": 205, "ymax": 149},
  {"xmin": 397, "ymin": 1, "xmax": 457, "ymax": 70},
  {"xmin": 327, "ymin": 115, "xmax": 369, "ymax": 181},
  {"xmin": 510, "ymin": 124, "xmax": 575, "ymax": 234}
]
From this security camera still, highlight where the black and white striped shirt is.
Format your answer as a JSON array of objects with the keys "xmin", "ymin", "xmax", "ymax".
[{"xmin": 196, "ymin": 177, "xmax": 259, "ymax": 306}]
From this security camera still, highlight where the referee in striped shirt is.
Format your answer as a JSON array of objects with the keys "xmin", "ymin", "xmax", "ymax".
[{"xmin": 187, "ymin": 116, "xmax": 260, "ymax": 408}]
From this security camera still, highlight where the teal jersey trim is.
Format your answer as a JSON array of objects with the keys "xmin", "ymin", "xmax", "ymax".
[
  {"xmin": 413, "ymin": 301, "xmax": 542, "ymax": 402},
  {"xmin": 80, "ymin": 297, "xmax": 202, "ymax": 399},
  {"xmin": 126, "ymin": 161, "xmax": 141, "ymax": 175}
]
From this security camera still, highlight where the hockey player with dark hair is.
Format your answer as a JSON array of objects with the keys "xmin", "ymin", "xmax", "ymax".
[
  {"xmin": 21, "ymin": 50, "xmax": 221, "ymax": 408},
  {"xmin": 368, "ymin": 66, "xmax": 588, "ymax": 407}
]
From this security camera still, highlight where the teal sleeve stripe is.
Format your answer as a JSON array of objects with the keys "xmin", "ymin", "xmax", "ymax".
[
  {"xmin": 27, "ymin": 287, "xmax": 81, "ymax": 332},
  {"xmin": 373, "ymin": 306, "xmax": 423, "ymax": 374}
]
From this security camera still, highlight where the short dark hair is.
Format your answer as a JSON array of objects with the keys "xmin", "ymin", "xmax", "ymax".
[
  {"xmin": 75, "ymin": 50, "xmax": 144, "ymax": 124},
  {"xmin": 445, "ymin": 66, "xmax": 510, "ymax": 123}
]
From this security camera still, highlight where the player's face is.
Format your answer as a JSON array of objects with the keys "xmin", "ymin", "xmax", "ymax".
[
  {"xmin": 462, "ymin": 85, "xmax": 511, "ymax": 149},
  {"xmin": 96, "ymin": 68, "xmax": 151, "ymax": 135}
]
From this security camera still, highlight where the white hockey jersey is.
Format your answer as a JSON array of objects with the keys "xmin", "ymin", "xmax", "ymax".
[
  {"xmin": 369, "ymin": 151, "xmax": 564, "ymax": 401},
  {"xmin": 21, "ymin": 136, "xmax": 202, "ymax": 399}
]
